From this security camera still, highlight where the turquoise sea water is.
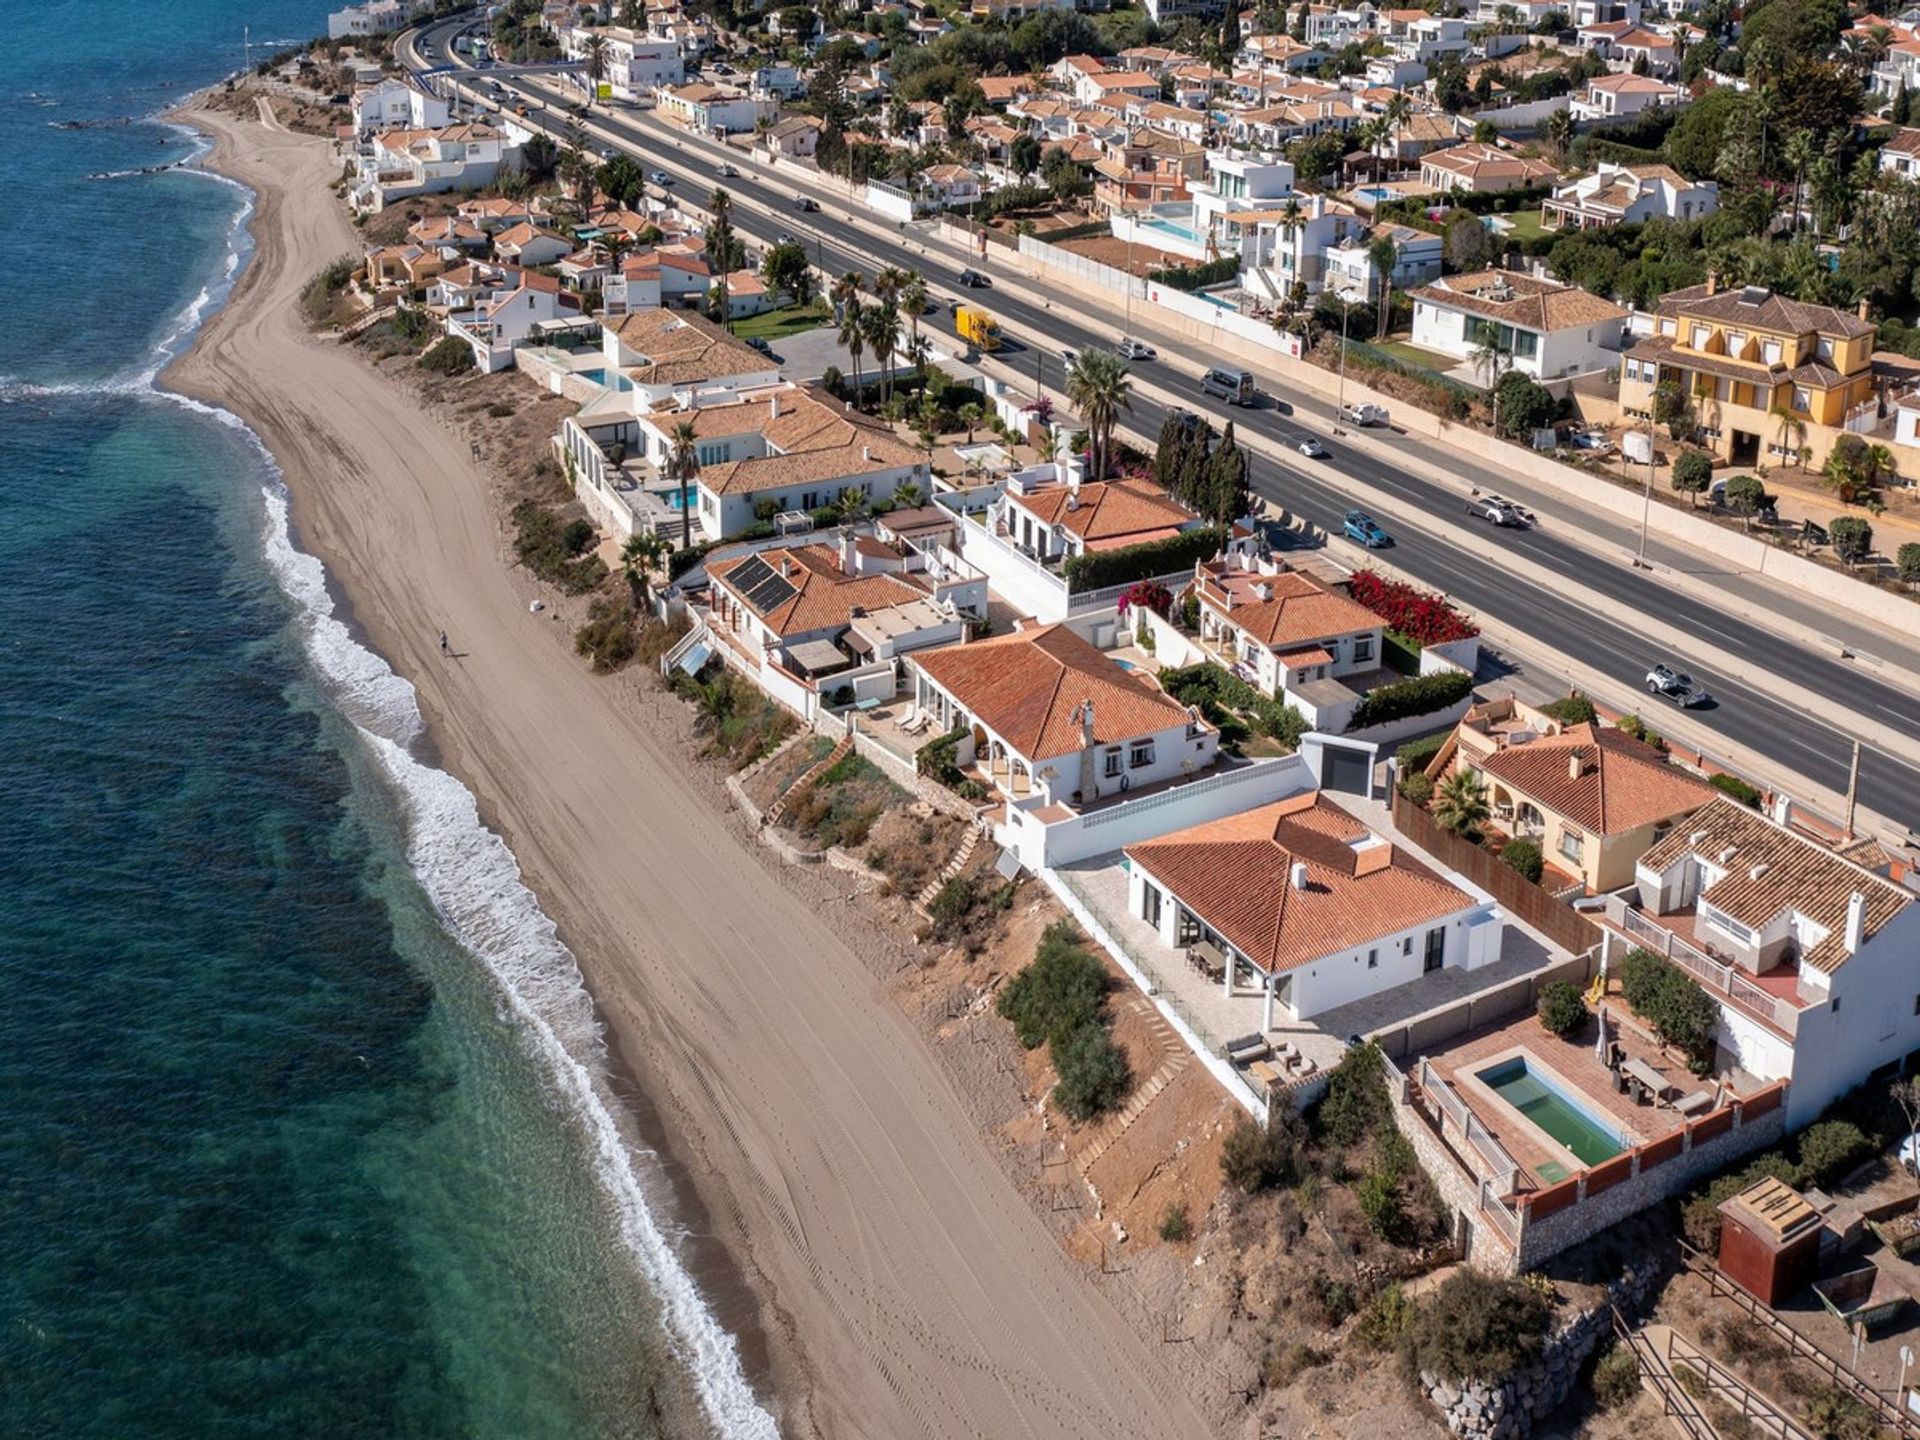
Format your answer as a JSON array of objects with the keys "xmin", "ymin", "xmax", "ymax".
[{"xmin": 1, "ymin": 6, "xmax": 771, "ymax": 1437}]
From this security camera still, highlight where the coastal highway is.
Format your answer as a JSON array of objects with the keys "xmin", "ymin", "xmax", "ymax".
[{"xmin": 402, "ymin": 19, "xmax": 1920, "ymax": 832}]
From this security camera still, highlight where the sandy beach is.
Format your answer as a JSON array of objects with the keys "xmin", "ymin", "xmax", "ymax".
[{"xmin": 163, "ymin": 98, "xmax": 1218, "ymax": 1440}]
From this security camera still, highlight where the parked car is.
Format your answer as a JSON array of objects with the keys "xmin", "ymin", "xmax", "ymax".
[
  {"xmin": 1117, "ymin": 337, "xmax": 1156, "ymax": 361},
  {"xmin": 1343, "ymin": 510, "xmax": 1391, "ymax": 547},
  {"xmin": 795, "ymin": 196, "xmax": 819, "ymax": 212},
  {"xmin": 1645, "ymin": 663, "xmax": 1711, "ymax": 707},
  {"xmin": 745, "ymin": 336, "xmax": 771, "ymax": 354},
  {"xmin": 1468, "ymin": 494, "xmax": 1530, "ymax": 527},
  {"xmin": 1297, "ymin": 436, "xmax": 1328, "ymax": 458},
  {"xmin": 650, "ymin": 169, "xmax": 674, "ymax": 186},
  {"xmin": 957, "ymin": 269, "xmax": 991, "ymax": 288},
  {"xmin": 1341, "ymin": 402, "xmax": 1388, "ymax": 427}
]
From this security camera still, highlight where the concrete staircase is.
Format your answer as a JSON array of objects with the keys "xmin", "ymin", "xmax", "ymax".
[
  {"xmin": 1071, "ymin": 1010, "xmax": 1191, "ymax": 1180},
  {"xmin": 914, "ymin": 822, "xmax": 983, "ymax": 909},
  {"xmin": 763, "ymin": 734, "xmax": 852, "ymax": 829}
]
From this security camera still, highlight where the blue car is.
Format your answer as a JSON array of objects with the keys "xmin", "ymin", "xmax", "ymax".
[{"xmin": 1344, "ymin": 510, "xmax": 1391, "ymax": 547}]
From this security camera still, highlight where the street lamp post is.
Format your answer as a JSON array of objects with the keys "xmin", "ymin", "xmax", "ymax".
[
  {"xmin": 1637, "ymin": 401, "xmax": 1656, "ymax": 568},
  {"xmin": 1332, "ymin": 291, "xmax": 1353, "ymax": 435}
]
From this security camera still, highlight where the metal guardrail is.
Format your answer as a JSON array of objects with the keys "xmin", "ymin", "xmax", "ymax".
[{"xmin": 1618, "ymin": 908, "xmax": 1800, "ymax": 1035}]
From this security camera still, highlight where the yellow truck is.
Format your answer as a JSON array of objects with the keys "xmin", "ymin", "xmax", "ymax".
[{"xmin": 954, "ymin": 305, "xmax": 1001, "ymax": 352}]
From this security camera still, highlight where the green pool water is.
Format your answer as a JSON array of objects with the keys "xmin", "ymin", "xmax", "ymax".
[{"xmin": 1478, "ymin": 1057, "xmax": 1625, "ymax": 1167}]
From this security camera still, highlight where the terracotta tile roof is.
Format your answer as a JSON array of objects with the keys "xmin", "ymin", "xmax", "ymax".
[
  {"xmin": 1585, "ymin": 73, "xmax": 1682, "ymax": 93},
  {"xmin": 910, "ymin": 624, "xmax": 1193, "ymax": 762},
  {"xmin": 1475, "ymin": 723, "xmax": 1714, "ymax": 835},
  {"xmin": 1639, "ymin": 797, "xmax": 1912, "ymax": 974},
  {"xmin": 605, "ymin": 307, "xmax": 770, "ymax": 384},
  {"xmin": 1410, "ymin": 269, "xmax": 1627, "ymax": 333},
  {"xmin": 1126, "ymin": 793, "xmax": 1475, "ymax": 975},
  {"xmin": 1198, "ymin": 566, "xmax": 1380, "ymax": 651},
  {"xmin": 1886, "ymin": 127, "xmax": 1920, "ymax": 158},
  {"xmin": 709, "ymin": 543, "xmax": 929, "ymax": 636},
  {"xmin": 1422, "ymin": 142, "xmax": 1560, "ymax": 186},
  {"xmin": 1010, "ymin": 476, "xmax": 1200, "ymax": 548},
  {"xmin": 1654, "ymin": 282, "xmax": 1875, "ymax": 340},
  {"xmin": 693, "ymin": 390, "xmax": 922, "ymax": 496}
]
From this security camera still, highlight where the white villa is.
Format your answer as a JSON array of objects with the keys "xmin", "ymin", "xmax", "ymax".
[
  {"xmin": 349, "ymin": 121, "xmax": 520, "ymax": 212},
  {"xmin": 1125, "ymin": 791, "xmax": 1503, "ymax": 1025},
  {"xmin": 1410, "ymin": 270, "xmax": 1629, "ymax": 381}
]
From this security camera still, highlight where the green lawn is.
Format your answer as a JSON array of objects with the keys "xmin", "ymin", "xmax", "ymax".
[
  {"xmin": 1375, "ymin": 339, "xmax": 1459, "ymax": 372},
  {"xmin": 1493, "ymin": 209, "xmax": 1549, "ymax": 242},
  {"xmin": 731, "ymin": 303, "xmax": 830, "ymax": 343}
]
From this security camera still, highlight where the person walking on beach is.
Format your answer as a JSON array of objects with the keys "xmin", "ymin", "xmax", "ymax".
[{"xmin": 439, "ymin": 630, "xmax": 448, "ymax": 656}]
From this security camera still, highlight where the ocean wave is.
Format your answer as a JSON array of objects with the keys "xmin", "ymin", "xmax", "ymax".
[
  {"xmin": 129, "ymin": 114, "xmax": 780, "ymax": 1439},
  {"xmin": 260, "ymin": 486, "xmax": 780, "ymax": 1438}
]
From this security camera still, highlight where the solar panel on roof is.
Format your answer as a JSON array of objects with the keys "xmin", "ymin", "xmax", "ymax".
[{"xmin": 729, "ymin": 554, "xmax": 798, "ymax": 613}]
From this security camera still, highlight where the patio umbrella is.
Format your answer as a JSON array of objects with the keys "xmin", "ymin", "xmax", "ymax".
[{"xmin": 1594, "ymin": 1005, "xmax": 1608, "ymax": 1064}]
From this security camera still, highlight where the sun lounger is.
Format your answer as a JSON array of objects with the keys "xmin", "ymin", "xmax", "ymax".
[
  {"xmin": 1675, "ymin": 1089, "xmax": 1715, "ymax": 1117},
  {"xmin": 1225, "ymin": 1033, "xmax": 1271, "ymax": 1066}
]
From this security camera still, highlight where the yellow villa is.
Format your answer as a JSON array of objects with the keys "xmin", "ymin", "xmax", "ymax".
[{"xmin": 1619, "ymin": 279, "xmax": 1877, "ymax": 469}]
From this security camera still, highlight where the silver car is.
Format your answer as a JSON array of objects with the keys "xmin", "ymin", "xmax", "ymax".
[{"xmin": 1646, "ymin": 663, "xmax": 1711, "ymax": 707}]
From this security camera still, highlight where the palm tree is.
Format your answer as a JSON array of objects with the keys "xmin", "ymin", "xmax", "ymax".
[
  {"xmin": 865, "ymin": 299, "xmax": 900, "ymax": 403},
  {"xmin": 900, "ymin": 270, "xmax": 928, "ymax": 355},
  {"xmin": 620, "ymin": 531, "xmax": 668, "ymax": 606},
  {"xmin": 583, "ymin": 33, "xmax": 608, "ymax": 107},
  {"xmin": 1783, "ymin": 129, "xmax": 1817, "ymax": 235},
  {"xmin": 1769, "ymin": 403, "xmax": 1806, "ymax": 471},
  {"xmin": 1065, "ymin": 347, "xmax": 1132, "ymax": 481},
  {"xmin": 839, "ymin": 296, "xmax": 868, "ymax": 407},
  {"xmin": 1367, "ymin": 233, "xmax": 1399, "ymax": 340},
  {"xmin": 666, "ymin": 420, "xmax": 700, "ymax": 550},
  {"xmin": 1545, "ymin": 105, "xmax": 1574, "ymax": 162},
  {"xmin": 1432, "ymin": 770, "xmax": 1491, "ymax": 838},
  {"xmin": 1469, "ymin": 332, "xmax": 1511, "ymax": 423},
  {"xmin": 706, "ymin": 187, "xmax": 734, "ymax": 330}
]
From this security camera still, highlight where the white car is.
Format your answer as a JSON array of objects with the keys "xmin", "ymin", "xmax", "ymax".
[
  {"xmin": 1297, "ymin": 437, "xmax": 1327, "ymax": 458},
  {"xmin": 1117, "ymin": 337, "xmax": 1156, "ymax": 361}
]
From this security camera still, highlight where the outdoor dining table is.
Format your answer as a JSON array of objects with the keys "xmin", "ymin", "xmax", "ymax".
[
  {"xmin": 1621, "ymin": 1057, "xmax": 1669, "ymax": 1100},
  {"xmin": 1189, "ymin": 939, "xmax": 1227, "ymax": 982}
]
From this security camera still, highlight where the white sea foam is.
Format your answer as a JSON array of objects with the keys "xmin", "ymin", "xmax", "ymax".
[
  {"xmin": 101, "ymin": 108, "xmax": 783, "ymax": 1439},
  {"xmin": 262, "ymin": 488, "xmax": 780, "ymax": 1438}
]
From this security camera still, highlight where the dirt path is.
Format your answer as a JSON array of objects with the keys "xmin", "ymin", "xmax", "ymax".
[{"xmin": 163, "ymin": 98, "xmax": 1218, "ymax": 1440}]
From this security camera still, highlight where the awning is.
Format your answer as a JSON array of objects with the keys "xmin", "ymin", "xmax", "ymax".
[{"xmin": 672, "ymin": 641, "xmax": 712, "ymax": 676}]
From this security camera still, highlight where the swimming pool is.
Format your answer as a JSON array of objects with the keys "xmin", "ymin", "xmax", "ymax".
[
  {"xmin": 1476, "ymin": 1056, "xmax": 1625, "ymax": 1166},
  {"xmin": 1139, "ymin": 216, "xmax": 1205, "ymax": 246},
  {"xmin": 1353, "ymin": 186, "xmax": 1397, "ymax": 204}
]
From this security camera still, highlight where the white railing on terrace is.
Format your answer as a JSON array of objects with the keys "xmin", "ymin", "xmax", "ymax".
[
  {"xmin": 1618, "ymin": 909, "xmax": 1800, "ymax": 1036},
  {"xmin": 1479, "ymin": 1180, "xmax": 1521, "ymax": 1245},
  {"xmin": 1066, "ymin": 570, "xmax": 1198, "ymax": 615},
  {"xmin": 1076, "ymin": 758, "xmax": 1299, "ymax": 831},
  {"xmin": 963, "ymin": 512, "xmax": 1068, "ymax": 591}
]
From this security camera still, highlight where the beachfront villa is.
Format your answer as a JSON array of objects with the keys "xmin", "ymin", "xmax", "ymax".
[{"xmin": 1124, "ymin": 792, "xmax": 1502, "ymax": 1025}]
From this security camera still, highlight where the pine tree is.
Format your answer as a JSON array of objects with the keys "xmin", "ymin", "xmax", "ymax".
[{"xmin": 1205, "ymin": 421, "xmax": 1250, "ymax": 533}]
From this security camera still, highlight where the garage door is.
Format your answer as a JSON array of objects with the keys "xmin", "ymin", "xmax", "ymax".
[{"xmin": 1321, "ymin": 743, "xmax": 1373, "ymax": 795}]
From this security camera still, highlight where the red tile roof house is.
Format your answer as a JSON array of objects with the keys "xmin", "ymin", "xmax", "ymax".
[
  {"xmin": 1190, "ymin": 551, "xmax": 1391, "ymax": 732},
  {"xmin": 705, "ymin": 532, "xmax": 968, "ymax": 716},
  {"xmin": 1125, "ymin": 791, "xmax": 1501, "ymax": 1028},
  {"xmin": 905, "ymin": 622, "xmax": 1220, "ymax": 814},
  {"xmin": 1597, "ymin": 794, "xmax": 1920, "ymax": 1132}
]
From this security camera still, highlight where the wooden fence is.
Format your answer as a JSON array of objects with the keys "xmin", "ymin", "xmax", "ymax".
[{"xmin": 1393, "ymin": 791, "xmax": 1602, "ymax": 955}]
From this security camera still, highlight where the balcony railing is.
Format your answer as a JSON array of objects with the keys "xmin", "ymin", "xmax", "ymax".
[
  {"xmin": 1417, "ymin": 1058, "xmax": 1519, "ymax": 1197},
  {"xmin": 1617, "ymin": 908, "xmax": 1800, "ymax": 1036}
]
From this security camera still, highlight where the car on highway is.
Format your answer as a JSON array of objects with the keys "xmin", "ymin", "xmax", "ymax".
[
  {"xmin": 1117, "ymin": 337, "xmax": 1156, "ymax": 361},
  {"xmin": 957, "ymin": 269, "xmax": 992, "ymax": 289},
  {"xmin": 650, "ymin": 169, "xmax": 674, "ymax": 186},
  {"xmin": 1343, "ymin": 510, "xmax": 1391, "ymax": 547},
  {"xmin": 1297, "ymin": 436, "xmax": 1328, "ymax": 458},
  {"xmin": 1467, "ymin": 494, "xmax": 1530, "ymax": 527},
  {"xmin": 1645, "ymin": 663, "xmax": 1712, "ymax": 707},
  {"xmin": 1341, "ymin": 402, "xmax": 1389, "ymax": 427},
  {"xmin": 773, "ymin": 230, "xmax": 796, "ymax": 247},
  {"xmin": 599, "ymin": 145, "xmax": 617, "ymax": 159},
  {"xmin": 1200, "ymin": 366, "xmax": 1255, "ymax": 405},
  {"xmin": 1061, "ymin": 346, "xmax": 1079, "ymax": 368},
  {"xmin": 719, "ymin": 162, "xmax": 739, "ymax": 177},
  {"xmin": 795, "ymin": 196, "xmax": 819, "ymax": 212}
]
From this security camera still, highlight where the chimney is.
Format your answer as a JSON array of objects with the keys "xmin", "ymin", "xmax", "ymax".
[
  {"xmin": 1290, "ymin": 861, "xmax": 1310, "ymax": 890},
  {"xmin": 1845, "ymin": 891, "xmax": 1867, "ymax": 954},
  {"xmin": 1567, "ymin": 748, "xmax": 1583, "ymax": 780},
  {"xmin": 1747, "ymin": 862, "xmax": 1768, "ymax": 881},
  {"xmin": 1705, "ymin": 270, "xmax": 1718, "ymax": 296},
  {"xmin": 1770, "ymin": 792, "xmax": 1792, "ymax": 827},
  {"xmin": 769, "ymin": 391, "xmax": 780, "ymax": 420},
  {"xmin": 1859, "ymin": 296, "xmax": 1873, "ymax": 323},
  {"xmin": 862, "ymin": 445, "xmax": 872, "ymax": 462},
  {"xmin": 839, "ymin": 525, "xmax": 858, "ymax": 574}
]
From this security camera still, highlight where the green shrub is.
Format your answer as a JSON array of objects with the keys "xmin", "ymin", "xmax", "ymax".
[
  {"xmin": 1540, "ymin": 692, "xmax": 1597, "ymax": 725},
  {"xmin": 1502, "ymin": 838, "xmax": 1545, "ymax": 883},
  {"xmin": 1897, "ymin": 541, "xmax": 1920, "ymax": 587},
  {"xmin": 572, "ymin": 595, "xmax": 637, "ymax": 672},
  {"xmin": 1682, "ymin": 1151, "xmax": 1803, "ymax": 1250},
  {"xmin": 1315, "ymin": 1042, "xmax": 1391, "ymax": 1150},
  {"xmin": 1146, "ymin": 254, "xmax": 1239, "ymax": 291},
  {"xmin": 1619, "ymin": 948, "xmax": 1716, "ymax": 1058},
  {"xmin": 1592, "ymin": 1343, "xmax": 1642, "ymax": 1410},
  {"xmin": 1401, "ymin": 1270, "xmax": 1551, "ymax": 1385},
  {"xmin": 1157, "ymin": 663, "xmax": 1305, "ymax": 746},
  {"xmin": 1357, "ymin": 1167, "xmax": 1405, "ymax": 1239},
  {"xmin": 1354, "ymin": 1283, "xmax": 1415, "ymax": 1352},
  {"xmin": 1219, "ymin": 1097, "xmax": 1307, "ymax": 1193},
  {"xmin": 418, "ymin": 335, "xmax": 475, "ymax": 374},
  {"xmin": 1671, "ymin": 448, "xmax": 1714, "ymax": 501},
  {"xmin": 1398, "ymin": 771, "xmax": 1435, "ymax": 806},
  {"xmin": 995, "ymin": 921, "xmax": 1108, "ymax": 1049},
  {"xmin": 1060, "ymin": 525, "xmax": 1223, "ymax": 592},
  {"xmin": 301, "ymin": 255, "xmax": 357, "ymax": 326},
  {"xmin": 927, "ymin": 875, "xmax": 980, "ymax": 942},
  {"xmin": 1158, "ymin": 1203, "xmax": 1192, "ymax": 1242},
  {"xmin": 1796, "ymin": 1120, "xmax": 1872, "ymax": 1189},
  {"xmin": 1396, "ymin": 733, "xmax": 1448, "ymax": 772},
  {"xmin": 1052, "ymin": 1022, "xmax": 1131, "ymax": 1122},
  {"xmin": 1536, "ymin": 979, "xmax": 1587, "ymax": 1038},
  {"xmin": 915, "ymin": 725, "xmax": 969, "ymax": 787},
  {"xmin": 1709, "ymin": 772, "xmax": 1763, "ymax": 807},
  {"xmin": 1347, "ymin": 670, "xmax": 1474, "ymax": 732},
  {"xmin": 1803, "ymin": 1384, "xmax": 1880, "ymax": 1438},
  {"xmin": 1303, "ymin": 1267, "xmax": 1358, "ymax": 1328},
  {"xmin": 1494, "ymin": 370, "xmax": 1556, "ymax": 439},
  {"xmin": 512, "ymin": 500, "xmax": 608, "ymax": 594},
  {"xmin": 1829, "ymin": 516, "xmax": 1873, "ymax": 566},
  {"xmin": 666, "ymin": 540, "xmax": 718, "ymax": 580}
]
